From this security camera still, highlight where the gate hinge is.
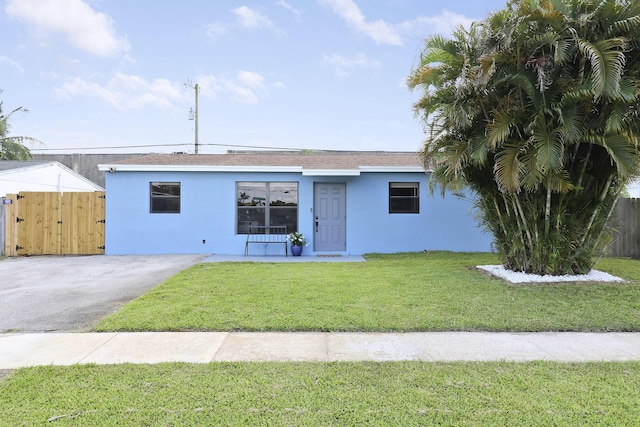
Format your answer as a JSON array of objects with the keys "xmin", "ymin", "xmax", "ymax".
[
  {"xmin": 16, "ymin": 245, "xmax": 23, "ymax": 251},
  {"xmin": 16, "ymin": 195, "xmax": 25, "ymax": 200},
  {"xmin": 98, "ymin": 195, "xmax": 106, "ymax": 199},
  {"xmin": 16, "ymin": 217, "xmax": 24, "ymax": 223},
  {"xmin": 97, "ymin": 219, "xmax": 106, "ymax": 223},
  {"xmin": 57, "ymin": 221, "xmax": 63, "ymax": 224},
  {"xmin": 98, "ymin": 246, "xmax": 106, "ymax": 250}
]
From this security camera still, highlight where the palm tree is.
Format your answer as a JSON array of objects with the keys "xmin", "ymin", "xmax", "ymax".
[
  {"xmin": 0, "ymin": 94, "xmax": 40, "ymax": 160},
  {"xmin": 408, "ymin": 0, "xmax": 640, "ymax": 275}
]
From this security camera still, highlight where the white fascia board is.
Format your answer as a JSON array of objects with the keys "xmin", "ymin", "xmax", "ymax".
[
  {"xmin": 97, "ymin": 164, "xmax": 429, "ymax": 174},
  {"xmin": 302, "ymin": 169, "xmax": 361, "ymax": 176},
  {"xmin": 358, "ymin": 166, "xmax": 428, "ymax": 173},
  {"xmin": 99, "ymin": 164, "xmax": 304, "ymax": 173}
]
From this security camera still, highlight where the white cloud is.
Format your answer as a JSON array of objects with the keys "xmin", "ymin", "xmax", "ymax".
[
  {"xmin": 232, "ymin": 6, "xmax": 275, "ymax": 30},
  {"xmin": 0, "ymin": 55, "xmax": 24, "ymax": 72},
  {"xmin": 399, "ymin": 10, "xmax": 475, "ymax": 37},
  {"xmin": 237, "ymin": 70, "xmax": 265, "ymax": 88},
  {"xmin": 5, "ymin": 0, "xmax": 129, "ymax": 57},
  {"xmin": 205, "ymin": 6, "xmax": 282, "ymax": 40},
  {"xmin": 277, "ymin": 0, "xmax": 302, "ymax": 19},
  {"xmin": 55, "ymin": 71, "xmax": 270, "ymax": 108},
  {"xmin": 323, "ymin": 52, "xmax": 379, "ymax": 78},
  {"xmin": 198, "ymin": 71, "xmax": 267, "ymax": 104},
  {"xmin": 228, "ymin": 71, "xmax": 267, "ymax": 104},
  {"xmin": 55, "ymin": 74, "xmax": 189, "ymax": 109},
  {"xmin": 192, "ymin": 75, "xmax": 221, "ymax": 98},
  {"xmin": 318, "ymin": 0, "xmax": 402, "ymax": 46},
  {"xmin": 224, "ymin": 82, "xmax": 260, "ymax": 104},
  {"xmin": 204, "ymin": 22, "xmax": 231, "ymax": 40}
]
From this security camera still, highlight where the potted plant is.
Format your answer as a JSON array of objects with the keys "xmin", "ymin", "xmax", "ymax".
[{"xmin": 287, "ymin": 231, "xmax": 307, "ymax": 256}]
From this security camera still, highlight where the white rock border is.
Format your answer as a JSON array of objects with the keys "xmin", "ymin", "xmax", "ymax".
[{"xmin": 477, "ymin": 265, "xmax": 625, "ymax": 284}]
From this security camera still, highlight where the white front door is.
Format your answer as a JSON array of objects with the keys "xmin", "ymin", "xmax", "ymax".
[{"xmin": 314, "ymin": 183, "xmax": 346, "ymax": 251}]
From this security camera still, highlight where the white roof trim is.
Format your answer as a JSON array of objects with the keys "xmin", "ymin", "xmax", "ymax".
[
  {"xmin": 302, "ymin": 169, "xmax": 361, "ymax": 176},
  {"xmin": 99, "ymin": 165, "xmax": 304, "ymax": 173},
  {"xmin": 98, "ymin": 164, "xmax": 427, "ymax": 175},
  {"xmin": 358, "ymin": 166, "xmax": 427, "ymax": 173}
]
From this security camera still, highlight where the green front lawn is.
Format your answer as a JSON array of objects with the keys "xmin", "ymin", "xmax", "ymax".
[
  {"xmin": 1, "ymin": 362, "xmax": 638, "ymax": 426},
  {"xmin": 5, "ymin": 252, "xmax": 640, "ymax": 425},
  {"xmin": 95, "ymin": 252, "xmax": 640, "ymax": 332}
]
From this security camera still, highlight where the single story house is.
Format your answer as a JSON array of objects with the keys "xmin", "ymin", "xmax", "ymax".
[
  {"xmin": 98, "ymin": 151, "xmax": 492, "ymax": 256},
  {"xmin": 0, "ymin": 160, "xmax": 104, "ymax": 197}
]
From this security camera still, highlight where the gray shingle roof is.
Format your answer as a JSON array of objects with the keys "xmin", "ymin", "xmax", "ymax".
[{"xmin": 113, "ymin": 151, "xmax": 425, "ymax": 170}]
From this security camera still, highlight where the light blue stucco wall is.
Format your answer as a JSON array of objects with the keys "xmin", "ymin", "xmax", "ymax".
[{"xmin": 104, "ymin": 170, "xmax": 492, "ymax": 255}]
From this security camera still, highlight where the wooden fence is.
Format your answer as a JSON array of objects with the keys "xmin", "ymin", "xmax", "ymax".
[
  {"xmin": 2, "ymin": 192, "xmax": 105, "ymax": 256},
  {"xmin": 608, "ymin": 198, "xmax": 640, "ymax": 259},
  {"xmin": 6, "ymin": 192, "xmax": 634, "ymax": 258}
]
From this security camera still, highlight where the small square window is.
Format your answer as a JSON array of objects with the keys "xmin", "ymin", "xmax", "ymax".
[
  {"xmin": 389, "ymin": 182, "xmax": 419, "ymax": 214},
  {"xmin": 150, "ymin": 182, "xmax": 180, "ymax": 213}
]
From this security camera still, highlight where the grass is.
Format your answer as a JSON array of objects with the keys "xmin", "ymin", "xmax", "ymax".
[
  {"xmin": 94, "ymin": 252, "xmax": 640, "ymax": 332},
  {"xmin": 1, "ymin": 361, "xmax": 639, "ymax": 425},
  {"xmin": 5, "ymin": 252, "xmax": 640, "ymax": 425}
]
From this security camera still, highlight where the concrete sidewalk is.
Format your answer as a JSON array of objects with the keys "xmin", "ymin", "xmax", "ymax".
[{"xmin": 2, "ymin": 332, "xmax": 640, "ymax": 368}]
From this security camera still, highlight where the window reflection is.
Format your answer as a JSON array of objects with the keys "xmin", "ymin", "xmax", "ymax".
[{"xmin": 237, "ymin": 182, "xmax": 298, "ymax": 233}]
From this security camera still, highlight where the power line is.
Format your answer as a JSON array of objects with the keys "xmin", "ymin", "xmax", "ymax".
[{"xmin": 30, "ymin": 141, "xmax": 309, "ymax": 152}]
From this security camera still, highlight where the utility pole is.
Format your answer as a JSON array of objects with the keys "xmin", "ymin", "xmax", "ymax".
[{"xmin": 186, "ymin": 80, "xmax": 200, "ymax": 154}]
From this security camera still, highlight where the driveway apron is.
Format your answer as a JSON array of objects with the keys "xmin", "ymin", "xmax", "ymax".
[{"xmin": 0, "ymin": 255, "xmax": 205, "ymax": 332}]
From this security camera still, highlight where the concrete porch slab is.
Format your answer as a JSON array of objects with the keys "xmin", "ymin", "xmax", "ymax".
[{"xmin": 203, "ymin": 255, "xmax": 365, "ymax": 263}]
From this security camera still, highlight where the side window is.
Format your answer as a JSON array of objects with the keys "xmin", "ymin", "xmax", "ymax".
[
  {"xmin": 389, "ymin": 182, "xmax": 419, "ymax": 214},
  {"xmin": 150, "ymin": 182, "xmax": 181, "ymax": 213}
]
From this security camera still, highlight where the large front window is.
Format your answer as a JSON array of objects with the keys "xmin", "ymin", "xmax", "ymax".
[{"xmin": 237, "ymin": 182, "xmax": 298, "ymax": 233}]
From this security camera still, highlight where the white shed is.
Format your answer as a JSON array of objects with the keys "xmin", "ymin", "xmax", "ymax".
[
  {"xmin": 626, "ymin": 178, "xmax": 640, "ymax": 198},
  {"xmin": 0, "ymin": 161, "xmax": 103, "ymax": 197}
]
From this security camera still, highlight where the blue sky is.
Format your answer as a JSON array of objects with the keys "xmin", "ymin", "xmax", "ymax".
[{"xmin": 1, "ymin": 0, "xmax": 507, "ymax": 154}]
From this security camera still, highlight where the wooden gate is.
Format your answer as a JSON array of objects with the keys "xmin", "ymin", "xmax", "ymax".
[
  {"xmin": 3, "ymin": 192, "xmax": 105, "ymax": 256},
  {"xmin": 609, "ymin": 198, "xmax": 640, "ymax": 258}
]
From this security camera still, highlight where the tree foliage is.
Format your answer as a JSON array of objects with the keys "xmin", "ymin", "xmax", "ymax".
[
  {"xmin": 0, "ymin": 92, "xmax": 40, "ymax": 160},
  {"xmin": 408, "ymin": 0, "xmax": 640, "ymax": 275}
]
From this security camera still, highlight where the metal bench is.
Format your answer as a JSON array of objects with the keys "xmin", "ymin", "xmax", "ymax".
[{"xmin": 244, "ymin": 225, "xmax": 288, "ymax": 256}]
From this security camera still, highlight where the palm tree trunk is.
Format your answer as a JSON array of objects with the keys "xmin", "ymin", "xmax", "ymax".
[
  {"xmin": 575, "ymin": 143, "xmax": 592, "ymax": 190},
  {"xmin": 580, "ymin": 175, "xmax": 614, "ymax": 246},
  {"xmin": 512, "ymin": 194, "xmax": 534, "ymax": 250},
  {"xmin": 544, "ymin": 186, "xmax": 552, "ymax": 235}
]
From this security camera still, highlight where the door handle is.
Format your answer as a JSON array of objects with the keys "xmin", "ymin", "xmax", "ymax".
[{"xmin": 315, "ymin": 217, "xmax": 319, "ymax": 232}]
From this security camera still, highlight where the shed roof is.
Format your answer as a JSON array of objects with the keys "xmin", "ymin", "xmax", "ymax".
[
  {"xmin": 0, "ymin": 160, "xmax": 104, "ymax": 194},
  {"xmin": 99, "ymin": 151, "xmax": 428, "ymax": 176},
  {"xmin": 0, "ymin": 161, "xmax": 53, "ymax": 172}
]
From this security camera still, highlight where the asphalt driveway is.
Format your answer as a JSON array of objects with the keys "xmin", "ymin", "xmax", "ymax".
[{"xmin": 0, "ymin": 255, "xmax": 205, "ymax": 332}]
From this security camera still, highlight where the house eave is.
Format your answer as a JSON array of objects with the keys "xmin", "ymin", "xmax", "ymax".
[
  {"xmin": 98, "ymin": 165, "xmax": 428, "ymax": 175},
  {"xmin": 99, "ymin": 165, "xmax": 304, "ymax": 173},
  {"xmin": 358, "ymin": 166, "xmax": 427, "ymax": 173},
  {"xmin": 302, "ymin": 169, "xmax": 361, "ymax": 176}
]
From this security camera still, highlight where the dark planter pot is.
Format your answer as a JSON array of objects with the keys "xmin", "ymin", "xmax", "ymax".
[{"xmin": 290, "ymin": 245, "xmax": 303, "ymax": 256}]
